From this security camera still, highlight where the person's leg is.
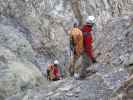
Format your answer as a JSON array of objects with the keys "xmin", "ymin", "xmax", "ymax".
[
  {"xmin": 69, "ymin": 52, "xmax": 75, "ymax": 76},
  {"xmin": 74, "ymin": 55, "xmax": 82, "ymax": 73},
  {"xmin": 79, "ymin": 53, "xmax": 88, "ymax": 79},
  {"xmin": 69, "ymin": 59, "xmax": 74, "ymax": 76},
  {"xmin": 79, "ymin": 53, "xmax": 91, "ymax": 79},
  {"xmin": 85, "ymin": 46, "xmax": 96, "ymax": 63},
  {"xmin": 73, "ymin": 54, "xmax": 79, "ymax": 73},
  {"xmin": 74, "ymin": 55, "xmax": 83, "ymax": 79}
]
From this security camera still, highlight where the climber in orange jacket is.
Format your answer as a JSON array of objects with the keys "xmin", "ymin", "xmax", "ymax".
[
  {"xmin": 82, "ymin": 16, "xmax": 96, "ymax": 63},
  {"xmin": 69, "ymin": 21, "xmax": 83, "ymax": 76},
  {"xmin": 70, "ymin": 23, "xmax": 83, "ymax": 57}
]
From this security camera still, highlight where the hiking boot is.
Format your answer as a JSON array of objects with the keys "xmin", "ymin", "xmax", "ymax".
[
  {"xmin": 79, "ymin": 74, "xmax": 86, "ymax": 80},
  {"xmin": 86, "ymin": 70, "xmax": 97, "ymax": 76},
  {"xmin": 92, "ymin": 59, "xmax": 97, "ymax": 63},
  {"xmin": 74, "ymin": 73, "xmax": 80, "ymax": 80},
  {"xmin": 70, "ymin": 72, "xmax": 74, "ymax": 76}
]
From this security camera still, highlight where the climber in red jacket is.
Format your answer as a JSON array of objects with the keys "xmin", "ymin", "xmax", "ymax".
[
  {"xmin": 52, "ymin": 60, "xmax": 61, "ymax": 81},
  {"xmin": 82, "ymin": 16, "xmax": 96, "ymax": 63}
]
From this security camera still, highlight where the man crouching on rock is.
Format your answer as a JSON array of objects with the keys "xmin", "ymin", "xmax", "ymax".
[
  {"xmin": 47, "ymin": 60, "xmax": 61, "ymax": 81},
  {"xmin": 52, "ymin": 60, "xmax": 61, "ymax": 81}
]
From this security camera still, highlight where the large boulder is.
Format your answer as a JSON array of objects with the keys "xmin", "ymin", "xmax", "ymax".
[
  {"xmin": 0, "ymin": 47, "xmax": 45, "ymax": 99},
  {"xmin": 0, "ymin": 18, "xmax": 45, "ymax": 99}
]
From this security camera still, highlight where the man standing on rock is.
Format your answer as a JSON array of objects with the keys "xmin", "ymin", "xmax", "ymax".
[
  {"xmin": 78, "ymin": 16, "xmax": 97, "ymax": 79},
  {"xmin": 82, "ymin": 16, "xmax": 97, "ymax": 64},
  {"xmin": 69, "ymin": 21, "xmax": 83, "ymax": 78}
]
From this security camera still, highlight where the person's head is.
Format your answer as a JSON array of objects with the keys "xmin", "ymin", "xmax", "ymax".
[
  {"xmin": 54, "ymin": 60, "xmax": 59, "ymax": 67},
  {"xmin": 73, "ymin": 19, "xmax": 79, "ymax": 28},
  {"xmin": 73, "ymin": 23, "xmax": 78, "ymax": 28}
]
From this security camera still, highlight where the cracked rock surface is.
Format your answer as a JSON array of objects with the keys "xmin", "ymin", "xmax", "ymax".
[{"xmin": 0, "ymin": 0, "xmax": 133, "ymax": 100}]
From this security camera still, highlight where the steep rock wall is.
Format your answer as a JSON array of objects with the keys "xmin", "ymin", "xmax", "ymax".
[
  {"xmin": 0, "ymin": 0, "xmax": 133, "ymax": 99},
  {"xmin": 0, "ymin": 0, "xmax": 132, "ymax": 71}
]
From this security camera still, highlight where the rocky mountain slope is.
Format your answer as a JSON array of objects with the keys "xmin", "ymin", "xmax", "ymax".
[
  {"xmin": 4, "ymin": 15, "xmax": 133, "ymax": 100},
  {"xmin": 0, "ymin": 0, "xmax": 133, "ymax": 100}
]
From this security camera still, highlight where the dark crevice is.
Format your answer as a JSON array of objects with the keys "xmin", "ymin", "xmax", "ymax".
[{"xmin": 69, "ymin": 0, "xmax": 83, "ymax": 27}]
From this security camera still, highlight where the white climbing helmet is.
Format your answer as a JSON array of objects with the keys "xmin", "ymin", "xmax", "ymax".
[
  {"xmin": 86, "ymin": 16, "xmax": 95, "ymax": 23},
  {"xmin": 54, "ymin": 60, "xmax": 59, "ymax": 65}
]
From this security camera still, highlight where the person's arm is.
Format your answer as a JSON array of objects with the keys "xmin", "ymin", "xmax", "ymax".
[
  {"xmin": 121, "ymin": 74, "xmax": 133, "ymax": 88},
  {"xmin": 124, "ymin": 75, "xmax": 133, "ymax": 85},
  {"xmin": 70, "ymin": 36, "xmax": 74, "ymax": 51}
]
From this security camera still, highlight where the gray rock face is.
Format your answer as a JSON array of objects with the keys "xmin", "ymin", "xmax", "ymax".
[
  {"xmin": 0, "ymin": 0, "xmax": 72, "ymax": 75},
  {"xmin": 0, "ymin": 16, "xmax": 45, "ymax": 99},
  {"xmin": 95, "ymin": 16, "xmax": 133, "ymax": 65},
  {"xmin": 0, "ymin": 0, "xmax": 133, "ymax": 100},
  {"xmin": 17, "ymin": 77, "xmax": 113, "ymax": 100},
  {"xmin": 4, "ymin": 17, "xmax": 133, "ymax": 100},
  {"xmin": 93, "ymin": 17, "xmax": 133, "ymax": 100},
  {"xmin": 79, "ymin": 0, "xmax": 133, "ymax": 28},
  {"xmin": 0, "ymin": 0, "xmax": 132, "ymax": 69}
]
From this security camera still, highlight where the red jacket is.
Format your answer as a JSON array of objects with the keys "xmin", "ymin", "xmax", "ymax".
[
  {"xmin": 53, "ymin": 67, "xmax": 60, "ymax": 78},
  {"xmin": 82, "ymin": 24, "xmax": 93, "ymax": 48},
  {"xmin": 82, "ymin": 24, "xmax": 92, "ymax": 32}
]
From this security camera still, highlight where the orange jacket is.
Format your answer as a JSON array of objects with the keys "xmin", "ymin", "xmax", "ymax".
[
  {"xmin": 47, "ymin": 64, "xmax": 54, "ymax": 80},
  {"xmin": 70, "ymin": 27, "xmax": 83, "ymax": 56}
]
